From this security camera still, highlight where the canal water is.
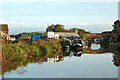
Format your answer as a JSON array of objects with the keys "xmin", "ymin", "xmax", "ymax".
[{"xmin": 3, "ymin": 43, "xmax": 118, "ymax": 78}]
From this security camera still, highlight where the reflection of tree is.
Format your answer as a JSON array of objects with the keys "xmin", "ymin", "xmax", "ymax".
[
  {"xmin": 62, "ymin": 48, "xmax": 71, "ymax": 57},
  {"xmin": 2, "ymin": 57, "xmax": 40, "ymax": 74},
  {"xmin": 3, "ymin": 54, "xmax": 64, "ymax": 75},
  {"xmin": 16, "ymin": 66, "xmax": 27, "ymax": 75},
  {"xmin": 56, "ymin": 56, "xmax": 64, "ymax": 62},
  {"xmin": 112, "ymin": 51, "xmax": 120, "ymax": 67}
]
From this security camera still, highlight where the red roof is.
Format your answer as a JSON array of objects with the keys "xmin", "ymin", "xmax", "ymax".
[{"xmin": 23, "ymin": 37, "xmax": 31, "ymax": 40}]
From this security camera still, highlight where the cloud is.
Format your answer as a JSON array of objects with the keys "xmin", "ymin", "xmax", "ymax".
[
  {"xmin": 65, "ymin": 21, "xmax": 114, "ymax": 33},
  {"xmin": 5, "ymin": 20, "xmax": 114, "ymax": 34},
  {"xmin": 0, "ymin": 20, "xmax": 7, "ymax": 24},
  {"xmin": 3, "ymin": 21, "xmax": 47, "ymax": 34}
]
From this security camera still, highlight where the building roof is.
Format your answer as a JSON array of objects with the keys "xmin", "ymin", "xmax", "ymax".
[
  {"xmin": 20, "ymin": 34, "xmax": 32, "ymax": 37},
  {"xmin": 55, "ymin": 32, "xmax": 80, "ymax": 38},
  {"xmin": 0, "ymin": 24, "xmax": 9, "ymax": 31}
]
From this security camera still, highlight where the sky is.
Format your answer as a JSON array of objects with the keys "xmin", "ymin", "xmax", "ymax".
[{"xmin": 0, "ymin": 0, "xmax": 119, "ymax": 34}]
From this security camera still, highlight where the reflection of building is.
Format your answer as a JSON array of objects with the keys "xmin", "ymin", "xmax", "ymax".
[
  {"xmin": 38, "ymin": 58, "xmax": 47, "ymax": 64},
  {"xmin": 47, "ymin": 56, "xmax": 59, "ymax": 64},
  {"xmin": 38, "ymin": 56, "xmax": 64, "ymax": 64}
]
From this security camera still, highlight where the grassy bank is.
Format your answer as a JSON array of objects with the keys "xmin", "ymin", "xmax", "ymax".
[
  {"xmin": 2, "ymin": 39, "xmax": 62, "ymax": 73},
  {"xmin": 3, "ymin": 39, "xmax": 62, "ymax": 60}
]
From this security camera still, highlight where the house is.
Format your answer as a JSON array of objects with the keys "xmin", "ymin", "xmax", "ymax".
[
  {"xmin": 47, "ymin": 32, "xmax": 54, "ymax": 39},
  {"xmin": 23, "ymin": 37, "xmax": 31, "ymax": 40},
  {"xmin": 19, "ymin": 33, "xmax": 32, "ymax": 40},
  {"xmin": 0, "ymin": 24, "xmax": 9, "ymax": 34},
  {"xmin": 31, "ymin": 35, "xmax": 41, "ymax": 41},
  {"xmin": 0, "ymin": 24, "xmax": 11, "ymax": 41}
]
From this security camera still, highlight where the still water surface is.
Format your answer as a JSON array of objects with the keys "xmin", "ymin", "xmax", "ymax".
[{"xmin": 4, "ymin": 43, "xmax": 118, "ymax": 78}]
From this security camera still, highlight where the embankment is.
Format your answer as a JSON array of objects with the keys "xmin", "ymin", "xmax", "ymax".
[{"xmin": 2, "ymin": 39, "xmax": 62, "ymax": 73}]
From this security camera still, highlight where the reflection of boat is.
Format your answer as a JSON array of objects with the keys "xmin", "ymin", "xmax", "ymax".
[
  {"xmin": 73, "ymin": 49, "xmax": 83, "ymax": 57},
  {"xmin": 71, "ymin": 40, "xmax": 83, "ymax": 51},
  {"xmin": 82, "ymin": 40, "xmax": 88, "ymax": 49}
]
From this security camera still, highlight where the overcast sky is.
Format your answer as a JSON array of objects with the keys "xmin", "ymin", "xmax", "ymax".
[{"xmin": 0, "ymin": 0, "xmax": 119, "ymax": 34}]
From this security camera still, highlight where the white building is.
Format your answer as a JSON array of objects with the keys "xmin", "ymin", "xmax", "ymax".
[
  {"xmin": 47, "ymin": 32, "xmax": 80, "ymax": 39},
  {"xmin": 54, "ymin": 33, "xmax": 59, "ymax": 39},
  {"xmin": 47, "ymin": 32, "xmax": 54, "ymax": 39}
]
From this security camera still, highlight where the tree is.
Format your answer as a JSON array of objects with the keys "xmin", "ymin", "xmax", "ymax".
[
  {"xmin": 112, "ymin": 20, "xmax": 120, "ymax": 42},
  {"xmin": 68, "ymin": 28, "xmax": 90, "ymax": 40},
  {"xmin": 46, "ymin": 24, "xmax": 65, "ymax": 32},
  {"xmin": 46, "ymin": 24, "xmax": 55, "ymax": 32},
  {"xmin": 113, "ymin": 20, "xmax": 120, "ymax": 35},
  {"xmin": 54, "ymin": 24, "xmax": 65, "ymax": 32}
]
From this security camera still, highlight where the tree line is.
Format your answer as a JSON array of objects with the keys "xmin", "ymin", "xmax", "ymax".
[{"xmin": 102, "ymin": 20, "xmax": 120, "ymax": 43}]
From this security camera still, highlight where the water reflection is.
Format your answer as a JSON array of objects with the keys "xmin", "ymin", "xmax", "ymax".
[
  {"xmin": 47, "ymin": 56, "xmax": 59, "ymax": 64},
  {"xmin": 16, "ymin": 66, "xmax": 27, "ymax": 75},
  {"xmin": 113, "ymin": 51, "xmax": 120, "ymax": 67},
  {"xmin": 73, "ymin": 50, "xmax": 82, "ymax": 57},
  {"xmin": 2, "ymin": 43, "xmax": 120, "ymax": 78},
  {"xmin": 91, "ymin": 43, "xmax": 101, "ymax": 50}
]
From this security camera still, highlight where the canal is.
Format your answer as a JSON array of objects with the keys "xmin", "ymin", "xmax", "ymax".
[{"xmin": 3, "ymin": 43, "xmax": 118, "ymax": 78}]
